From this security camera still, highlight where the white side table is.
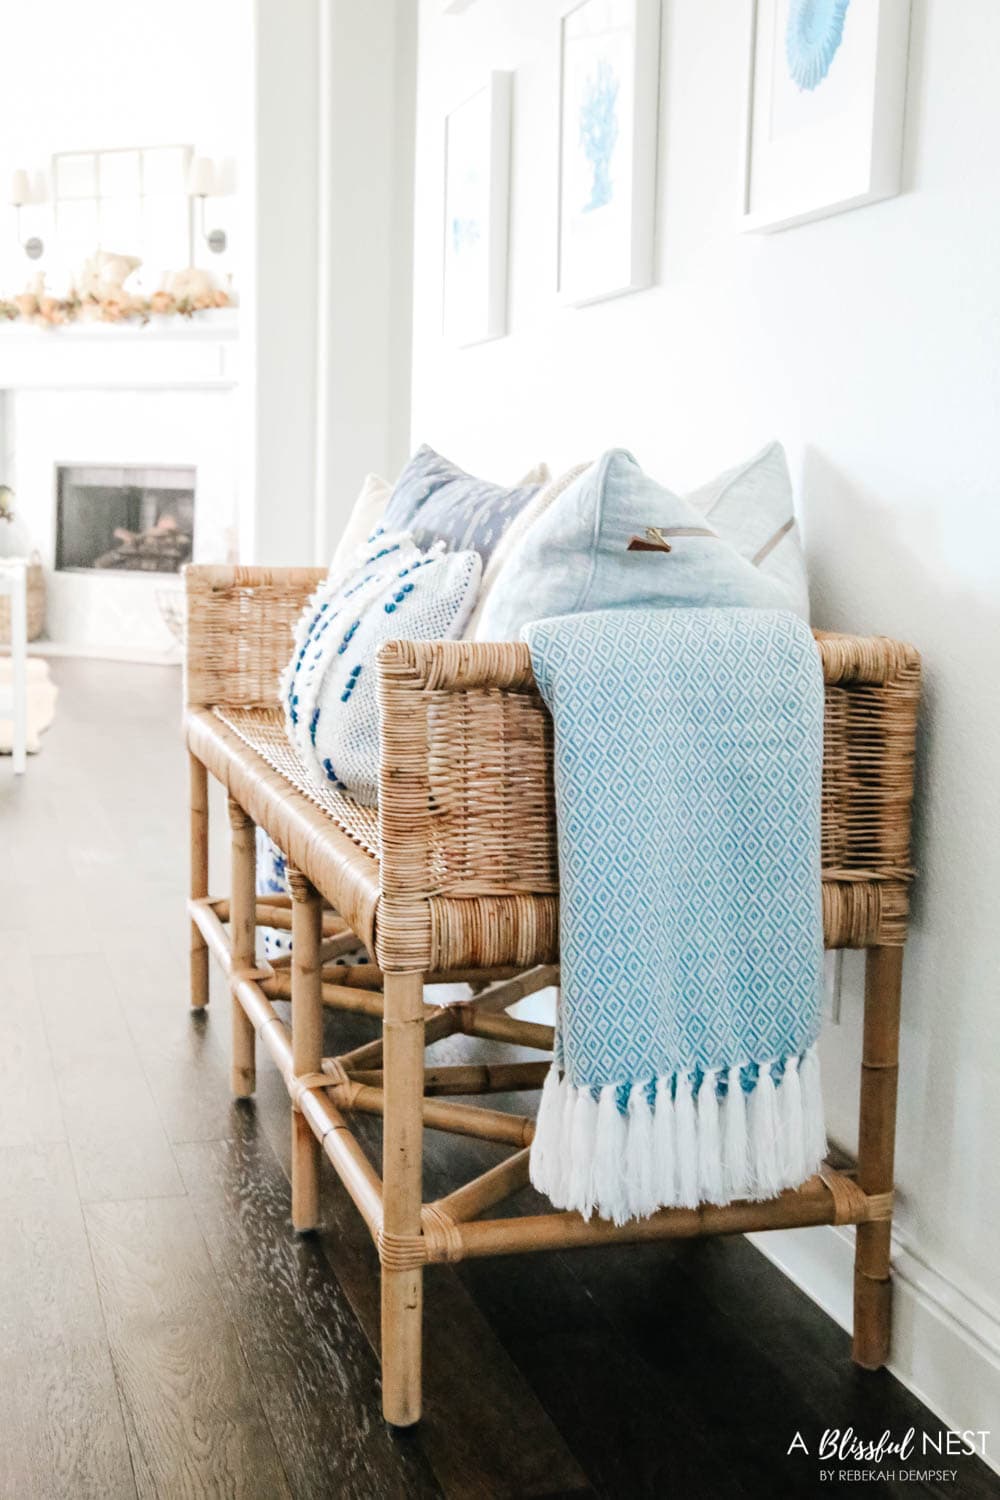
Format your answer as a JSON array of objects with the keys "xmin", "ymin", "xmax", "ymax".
[{"xmin": 0, "ymin": 558, "xmax": 28, "ymax": 774}]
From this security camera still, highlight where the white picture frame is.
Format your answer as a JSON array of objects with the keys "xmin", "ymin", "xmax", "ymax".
[
  {"xmin": 740, "ymin": 0, "xmax": 911, "ymax": 233},
  {"xmin": 556, "ymin": 0, "xmax": 660, "ymax": 307},
  {"xmin": 442, "ymin": 72, "xmax": 512, "ymax": 346}
]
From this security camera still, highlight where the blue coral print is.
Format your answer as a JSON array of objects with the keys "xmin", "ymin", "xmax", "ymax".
[
  {"xmin": 579, "ymin": 57, "xmax": 620, "ymax": 212},
  {"xmin": 785, "ymin": 0, "xmax": 851, "ymax": 91},
  {"xmin": 450, "ymin": 214, "xmax": 480, "ymax": 255}
]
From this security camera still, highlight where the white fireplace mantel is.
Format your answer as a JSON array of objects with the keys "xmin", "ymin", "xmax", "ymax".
[
  {"xmin": 0, "ymin": 310, "xmax": 240, "ymax": 661},
  {"xmin": 0, "ymin": 309, "xmax": 239, "ymax": 391}
]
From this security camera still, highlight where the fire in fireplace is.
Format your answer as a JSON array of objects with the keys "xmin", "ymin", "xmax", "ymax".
[{"xmin": 56, "ymin": 465, "xmax": 195, "ymax": 574}]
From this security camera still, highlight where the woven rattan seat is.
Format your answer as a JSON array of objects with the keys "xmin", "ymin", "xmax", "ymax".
[
  {"xmin": 183, "ymin": 564, "xmax": 921, "ymax": 1427},
  {"xmin": 216, "ymin": 706, "xmax": 381, "ymax": 857},
  {"xmin": 187, "ymin": 703, "xmax": 382, "ymax": 953}
]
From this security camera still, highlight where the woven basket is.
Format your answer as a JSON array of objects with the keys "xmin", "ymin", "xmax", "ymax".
[{"xmin": 0, "ymin": 557, "xmax": 45, "ymax": 643}]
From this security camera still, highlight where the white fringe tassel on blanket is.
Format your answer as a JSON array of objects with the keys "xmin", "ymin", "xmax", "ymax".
[{"xmin": 530, "ymin": 1044, "xmax": 826, "ymax": 1226}]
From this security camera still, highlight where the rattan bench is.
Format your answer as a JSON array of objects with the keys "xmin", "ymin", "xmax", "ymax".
[{"xmin": 184, "ymin": 563, "xmax": 920, "ymax": 1426}]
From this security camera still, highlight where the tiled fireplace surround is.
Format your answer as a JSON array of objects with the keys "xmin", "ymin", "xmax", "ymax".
[{"xmin": 0, "ymin": 314, "xmax": 238, "ymax": 659}]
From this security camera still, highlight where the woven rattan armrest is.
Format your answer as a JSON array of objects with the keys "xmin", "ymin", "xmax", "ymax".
[
  {"xmin": 184, "ymin": 564, "xmax": 326, "ymax": 709},
  {"xmin": 376, "ymin": 632, "xmax": 920, "ymax": 964}
]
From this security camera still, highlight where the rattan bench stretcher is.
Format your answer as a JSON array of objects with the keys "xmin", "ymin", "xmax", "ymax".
[{"xmin": 184, "ymin": 564, "xmax": 920, "ymax": 1427}]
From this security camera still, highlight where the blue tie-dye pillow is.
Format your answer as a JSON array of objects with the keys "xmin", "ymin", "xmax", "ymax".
[{"xmin": 383, "ymin": 445, "xmax": 542, "ymax": 564}]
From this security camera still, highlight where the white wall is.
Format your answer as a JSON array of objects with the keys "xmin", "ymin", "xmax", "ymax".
[{"xmin": 412, "ymin": 0, "xmax": 1000, "ymax": 1442}]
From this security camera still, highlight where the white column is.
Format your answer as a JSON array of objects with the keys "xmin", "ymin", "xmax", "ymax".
[
  {"xmin": 241, "ymin": 0, "xmax": 321, "ymax": 565},
  {"xmin": 313, "ymin": 0, "xmax": 417, "ymax": 561},
  {"xmin": 242, "ymin": 0, "xmax": 416, "ymax": 568}
]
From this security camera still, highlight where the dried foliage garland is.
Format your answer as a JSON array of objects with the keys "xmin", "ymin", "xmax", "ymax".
[{"xmin": 0, "ymin": 286, "xmax": 231, "ymax": 328}]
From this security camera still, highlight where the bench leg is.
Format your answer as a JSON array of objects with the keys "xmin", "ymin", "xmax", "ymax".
[
  {"xmin": 380, "ymin": 970, "xmax": 425, "ymax": 1427},
  {"xmin": 189, "ymin": 752, "xmax": 210, "ymax": 1009},
  {"xmin": 290, "ymin": 868, "xmax": 323, "ymax": 1232},
  {"xmin": 228, "ymin": 797, "xmax": 257, "ymax": 1098},
  {"xmin": 853, "ymin": 945, "xmax": 903, "ymax": 1369}
]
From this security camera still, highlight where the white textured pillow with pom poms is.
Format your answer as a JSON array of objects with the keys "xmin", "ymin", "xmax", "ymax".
[{"xmin": 283, "ymin": 534, "xmax": 481, "ymax": 806}]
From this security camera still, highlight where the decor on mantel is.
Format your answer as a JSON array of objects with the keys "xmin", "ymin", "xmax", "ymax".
[
  {"xmin": 0, "ymin": 255, "xmax": 231, "ymax": 328},
  {"xmin": 187, "ymin": 156, "xmax": 229, "ymax": 256},
  {"xmin": 8, "ymin": 168, "xmax": 47, "ymax": 260},
  {"xmin": 741, "ymin": 0, "xmax": 911, "ymax": 232},
  {"xmin": 557, "ymin": 0, "xmax": 660, "ymax": 306}
]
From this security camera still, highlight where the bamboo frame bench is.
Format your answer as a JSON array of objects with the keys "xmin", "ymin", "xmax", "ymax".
[{"xmin": 184, "ymin": 563, "xmax": 920, "ymax": 1427}]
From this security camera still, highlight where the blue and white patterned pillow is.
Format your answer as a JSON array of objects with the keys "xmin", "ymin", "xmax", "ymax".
[
  {"xmin": 282, "ymin": 531, "xmax": 422, "ymax": 751},
  {"xmin": 283, "ymin": 532, "xmax": 481, "ymax": 805},
  {"xmin": 253, "ymin": 826, "xmax": 376, "ymax": 965},
  {"xmin": 254, "ymin": 827, "xmax": 292, "ymax": 960},
  {"xmin": 382, "ymin": 445, "xmax": 542, "ymax": 564}
]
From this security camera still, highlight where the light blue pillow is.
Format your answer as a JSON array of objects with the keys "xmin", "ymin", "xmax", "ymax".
[
  {"xmin": 382, "ymin": 444, "xmax": 542, "ymax": 563},
  {"xmin": 686, "ymin": 441, "xmax": 809, "ymax": 619},
  {"xmin": 474, "ymin": 449, "xmax": 790, "ymax": 642}
]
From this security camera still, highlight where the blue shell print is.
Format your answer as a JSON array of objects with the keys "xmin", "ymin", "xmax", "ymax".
[{"xmin": 785, "ymin": 0, "xmax": 851, "ymax": 91}]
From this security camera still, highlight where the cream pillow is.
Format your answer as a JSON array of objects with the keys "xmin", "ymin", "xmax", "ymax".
[
  {"xmin": 466, "ymin": 462, "xmax": 591, "ymax": 639},
  {"xmin": 329, "ymin": 474, "xmax": 393, "ymax": 579}
]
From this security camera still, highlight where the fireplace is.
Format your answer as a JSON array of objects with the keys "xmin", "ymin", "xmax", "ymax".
[{"xmin": 55, "ymin": 464, "xmax": 195, "ymax": 574}]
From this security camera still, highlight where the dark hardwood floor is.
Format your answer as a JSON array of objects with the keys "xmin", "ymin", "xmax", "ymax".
[{"xmin": 0, "ymin": 658, "xmax": 996, "ymax": 1499}]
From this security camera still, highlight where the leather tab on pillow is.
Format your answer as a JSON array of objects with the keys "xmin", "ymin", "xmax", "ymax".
[{"xmin": 627, "ymin": 526, "xmax": 718, "ymax": 552}]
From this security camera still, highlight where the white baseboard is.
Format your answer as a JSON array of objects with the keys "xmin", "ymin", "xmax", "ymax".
[{"xmin": 749, "ymin": 1225, "xmax": 1000, "ymax": 1476}]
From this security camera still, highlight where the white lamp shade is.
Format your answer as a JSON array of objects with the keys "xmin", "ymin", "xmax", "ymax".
[
  {"xmin": 9, "ymin": 169, "xmax": 31, "ymax": 207},
  {"xmin": 186, "ymin": 156, "xmax": 217, "ymax": 197}
]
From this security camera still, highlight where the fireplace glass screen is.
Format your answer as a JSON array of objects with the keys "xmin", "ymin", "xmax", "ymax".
[{"xmin": 56, "ymin": 465, "xmax": 195, "ymax": 573}]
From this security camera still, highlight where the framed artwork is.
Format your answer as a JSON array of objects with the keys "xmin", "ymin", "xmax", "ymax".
[
  {"xmin": 556, "ymin": 0, "xmax": 660, "ymax": 306},
  {"xmin": 442, "ymin": 72, "xmax": 512, "ymax": 346},
  {"xmin": 741, "ymin": 0, "xmax": 911, "ymax": 233}
]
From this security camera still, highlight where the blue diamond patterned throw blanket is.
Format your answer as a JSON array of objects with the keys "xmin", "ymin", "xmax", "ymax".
[{"xmin": 525, "ymin": 608, "xmax": 827, "ymax": 1224}]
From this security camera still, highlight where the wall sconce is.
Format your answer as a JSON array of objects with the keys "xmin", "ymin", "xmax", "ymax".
[
  {"xmin": 9, "ymin": 169, "xmax": 45, "ymax": 260},
  {"xmin": 187, "ymin": 157, "xmax": 227, "ymax": 255}
]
